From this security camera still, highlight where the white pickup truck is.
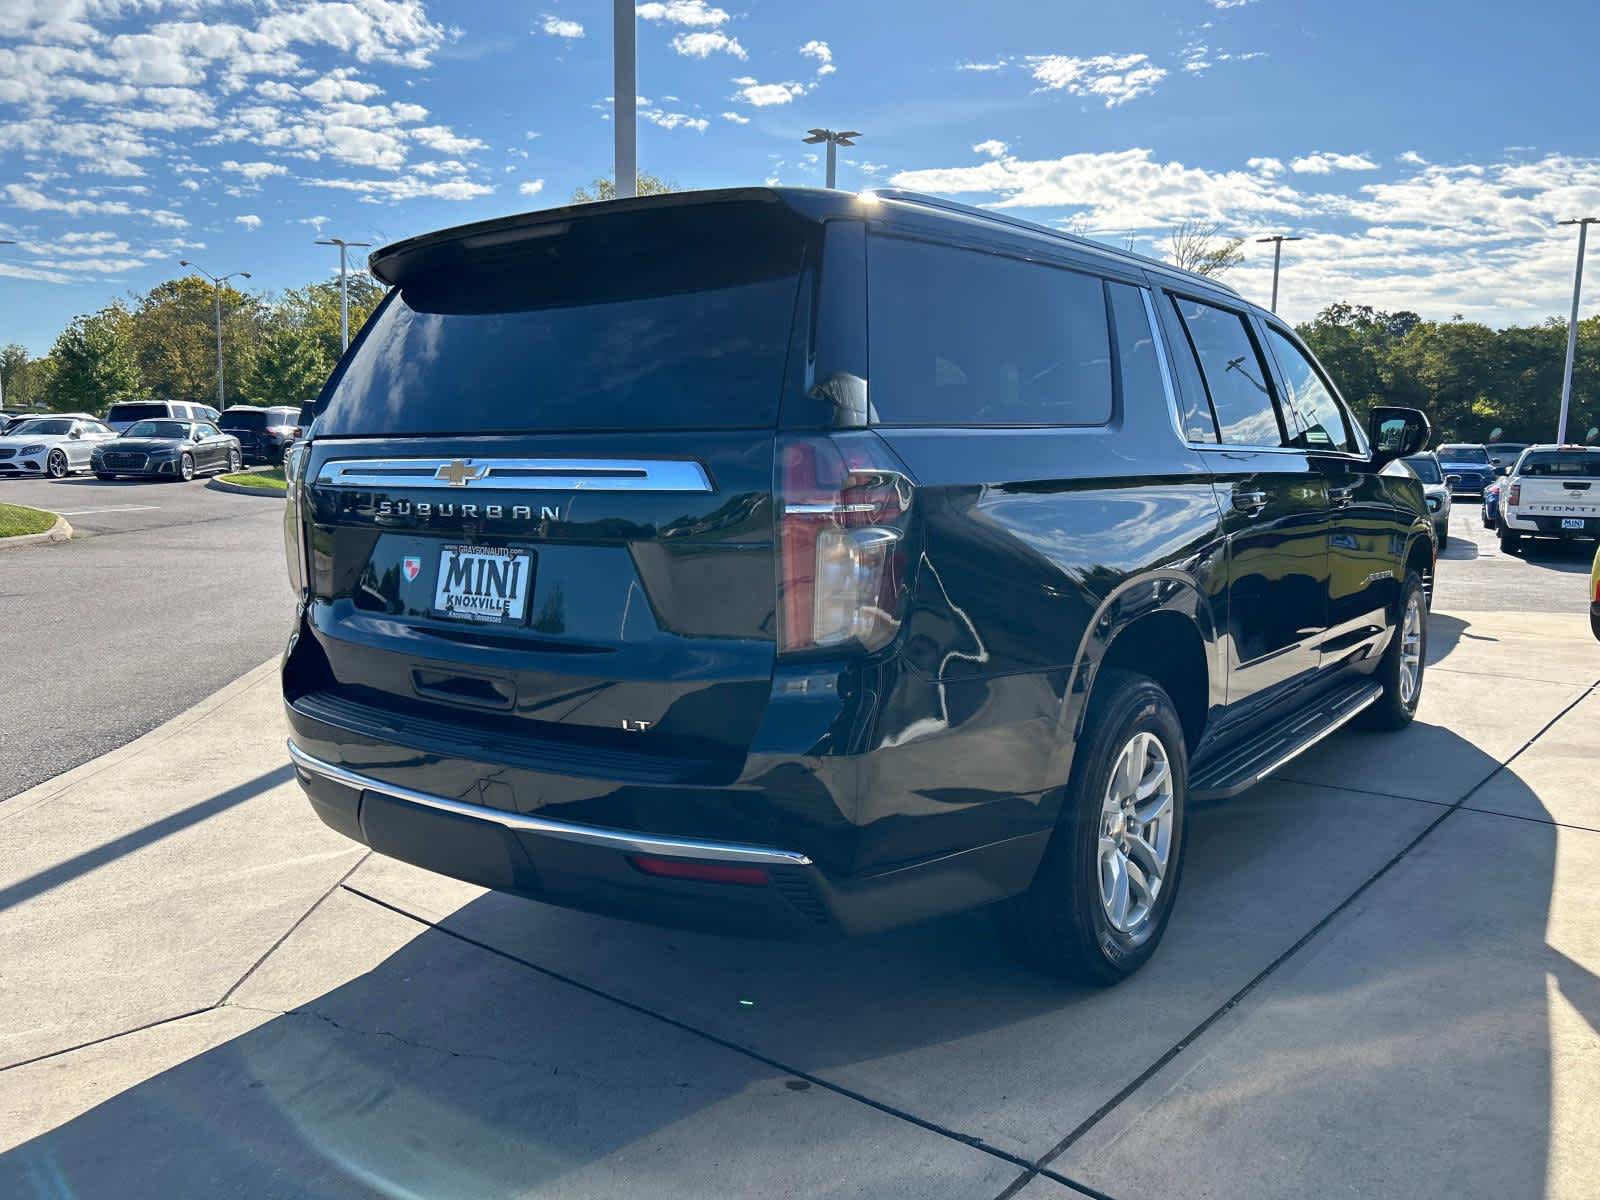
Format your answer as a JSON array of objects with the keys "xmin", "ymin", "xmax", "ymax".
[{"xmin": 1499, "ymin": 445, "xmax": 1600, "ymax": 553}]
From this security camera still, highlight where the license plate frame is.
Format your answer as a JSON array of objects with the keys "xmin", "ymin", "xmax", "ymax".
[
  {"xmin": 1561, "ymin": 518, "xmax": 1586, "ymax": 530},
  {"xmin": 432, "ymin": 544, "xmax": 534, "ymax": 625}
]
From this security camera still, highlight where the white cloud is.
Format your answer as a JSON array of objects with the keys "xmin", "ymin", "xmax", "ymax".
[
  {"xmin": 221, "ymin": 159, "xmax": 287, "ymax": 181},
  {"xmin": 800, "ymin": 40, "xmax": 834, "ymax": 76},
  {"xmin": 973, "ymin": 139, "xmax": 1009, "ymax": 158},
  {"xmin": 305, "ymin": 176, "xmax": 495, "ymax": 202},
  {"xmin": 411, "ymin": 124, "xmax": 484, "ymax": 154},
  {"xmin": 731, "ymin": 76, "xmax": 808, "ymax": 107},
  {"xmin": 721, "ymin": 111, "xmax": 750, "ymax": 124},
  {"xmin": 541, "ymin": 15, "xmax": 584, "ymax": 39},
  {"xmin": 1247, "ymin": 156, "xmax": 1285, "ymax": 175},
  {"xmin": 4, "ymin": 182, "xmax": 132, "ymax": 216},
  {"xmin": 1026, "ymin": 53, "xmax": 1167, "ymax": 107},
  {"xmin": 637, "ymin": 1, "xmax": 729, "ymax": 27},
  {"xmin": 642, "ymin": 108, "xmax": 709, "ymax": 132},
  {"xmin": 672, "ymin": 31, "xmax": 745, "ymax": 59},
  {"xmin": 958, "ymin": 59, "xmax": 1010, "ymax": 72},
  {"xmin": 234, "ymin": 213, "xmax": 261, "ymax": 229},
  {"xmin": 1399, "ymin": 150, "xmax": 1428, "ymax": 166},
  {"xmin": 1291, "ymin": 151, "xmax": 1380, "ymax": 175},
  {"xmin": 518, "ymin": 179, "xmax": 545, "ymax": 197}
]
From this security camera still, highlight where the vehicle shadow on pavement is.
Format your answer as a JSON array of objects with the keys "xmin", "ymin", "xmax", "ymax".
[{"xmin": 3, "ymin": 736, "xmax": 1596, "ymax": 1198}]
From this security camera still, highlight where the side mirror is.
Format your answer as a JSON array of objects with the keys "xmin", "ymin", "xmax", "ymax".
[
  {"xmin": 1496, "ymin": 465, "xmax": 1509, "ymax": 477},
  {"xmin": 68, "ymin": 429, "xmax": 82, "ymax": 440},
  {"xmin": 1445, "ymin": 474, "xmax": 1462, "ymax": 488},
  {"xmin": 1368, "ymin": 406, "xmax": 1431, "ymax": 466}
]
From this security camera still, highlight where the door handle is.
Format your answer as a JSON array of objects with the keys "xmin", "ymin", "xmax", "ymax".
[
  {"xmin": 1232, "ymin": 488, "xmax": 1268, "ymax": 515},
  {"xmin": 1330, "ymin": 486, "xmax": 1357, "ymax": 508}
]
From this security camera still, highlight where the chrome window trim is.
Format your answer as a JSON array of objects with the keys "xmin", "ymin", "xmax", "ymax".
[
  {"xmin": 1140, "ymin": 285, "xmax": 1189, "ymax": 447},
  {"xmin": 315, "ymin": 457, "xmax": 714, "ymax": 493},
  {"xmin": 287, "ymin": 741, "xmax": 814, "ymax": 867}
]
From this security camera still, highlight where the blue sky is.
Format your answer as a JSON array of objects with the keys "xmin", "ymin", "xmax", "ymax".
[{"xmin": 2, "ymin": 0, "xmax": 1598, "ymax": 355}]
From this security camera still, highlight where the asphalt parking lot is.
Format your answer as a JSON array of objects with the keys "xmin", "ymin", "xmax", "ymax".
[
  {"xmin": 0, "ymin": 473, "xmax": 292, "ymax": 798},
  {"xmin": 2, "ymin": 491, "xmax": 1597, "ymax": 1199}
]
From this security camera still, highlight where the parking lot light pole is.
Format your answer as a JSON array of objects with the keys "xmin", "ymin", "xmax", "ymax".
[
  {"xmin": 1557, "ymin": 217, "xmax": 1597, "ymax": 445},
  {"xmin": 315, "ymin": 238, "xmax": 372, "ymax": 352},
  {"xmin": 0, "ymin": 240, "xmax": 12, "ymax": 408},
  {"xmin": 614, "ymin": 0, "xmax": 636, "ymax": 198},
  {"xmin": 803, "ymin": 129, "xmax": 861, "ymax": 189},
  {"xmin": 180, "ymin": 260, "xmax": 251, "ymax": 409},
  {"xmin": 1255, "ymin": 234, "xmax": 1304, "ymax": 313}
]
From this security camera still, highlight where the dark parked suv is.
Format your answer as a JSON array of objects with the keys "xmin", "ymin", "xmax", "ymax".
[{"xmin": 282, "ymin": 188, "xmax": 1435, "ymax": 983}]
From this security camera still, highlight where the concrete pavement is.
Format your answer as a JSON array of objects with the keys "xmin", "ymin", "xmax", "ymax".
[
  {"xmin": 0, "ymin": 473, "xmax": 293, "ymax": 798},
  {"xmin": 2, "ymin": 605, "xmax": 1597, "ymax": 1199}
]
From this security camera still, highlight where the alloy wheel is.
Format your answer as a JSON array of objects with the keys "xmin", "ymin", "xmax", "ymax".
[
  {"xmin": 47, "ymin": 450, "xmax": 68, "ymax": 479},
  {"xmin": 1097, "ymin": 731, "xmax": 1175, "ymax": 936},
  {"xmin": 1398, "ymin": 592, "xmax": 1424, "ymax": 706}
]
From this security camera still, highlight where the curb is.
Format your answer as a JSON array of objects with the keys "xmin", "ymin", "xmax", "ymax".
[
  {"xmin": 0, "ymin": 511, "xmax": 73, "ymax": 550},
  {"xmin": 207, "ymin": 477, "xmax": 286, "ymax": 497}
]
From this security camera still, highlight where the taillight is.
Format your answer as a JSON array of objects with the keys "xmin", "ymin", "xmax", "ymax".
[
  {"xmin": 777, "ymin": 433, "xmax": 914, "ymax": 655},
  {"xmin": 1508, "ymin": 483, "xmax": 1521, "ymax": 507},
  {"xmin": 283, "ymin": 440, "xmax": 309, "ymax": 594}
]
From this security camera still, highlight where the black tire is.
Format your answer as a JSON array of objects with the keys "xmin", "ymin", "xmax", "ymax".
[
  {"xmin": 226, "ymin": 449, "xmax": 241, "ymax": 473},
  {"xmin": 46, "ymin": 449, "xmax": 69, "ymax": 479},
  {"xmin": 993, "ymin": 668, "xmax": 1188, "ymax": 985},
  {"xmin": 1436, "ymin": 524, "xmax": 1449, "ymax": 550},
  {"xmin": 178, "ymin": 452, "xmax": 195, "ymax": 482},
  {"xmin": 95, "ymin": 473, "xmax": 116, "ymax": 481},
  {"xmin": 1498, "ymin": 528, "xmax": 1521, "ymax": 554},
  {"xmin": 1362, "ymin": 570, "xmax": 1427, "ymax": 731}
]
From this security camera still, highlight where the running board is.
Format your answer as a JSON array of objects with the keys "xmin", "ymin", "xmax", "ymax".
[{"xmin": 1189, "ymin": 680, "xmax": 1383, "ymax": 801}]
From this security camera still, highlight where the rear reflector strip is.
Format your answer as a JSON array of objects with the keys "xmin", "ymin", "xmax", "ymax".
[{"xmin": 629, "ymin": 855, "xmax": 771, "ymax": 887}]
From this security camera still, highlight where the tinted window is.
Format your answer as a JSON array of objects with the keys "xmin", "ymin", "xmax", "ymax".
[
  {"xmin": 107, "ymin": 402, "xmax": 170, "ymax": 422},
  {"xmin": 1404, "ymin": 456, "xmax": 1442, "ymax": 484},
  {"xmin": 198, "ymin": 424, "xmax": 220, "ymax": 438},
  {"xmin": 1263, "ymin": 325, "xmax": 1355, "ymax": 452},
  {"xmin": 1519, "ymin": 450, "xmax": 1600, "ymax": 477},
  {"xmin": 124, "ymin": 420, "xmax": 190, "ymax": 438},
  {"xmin": 221, "ymin": 409, "xmax": 267, "ymax": 430},
  {"xmin": 868, "ymin": 236, "xmax": 1113, "ymax": 426},
  {"xmin": 1170, "ymin": 297, "xmax": 1282, "ymax": 447},
  {"xmin": 1438, "ymin": 444, "xmax": 1490, "ymax": 464},
  {"xmin": 318, "ymin": 203, "xmax": 807, "ymax": 435},
  {"xmin": 1107, "ymin": 282, "xmax": 1168, "ymax": 420}
]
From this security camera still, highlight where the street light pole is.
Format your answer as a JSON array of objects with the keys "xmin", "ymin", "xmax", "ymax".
[
  {"xmin": 1557, "ymin": 218, "xmax": 1597, "ymax": 445},
  {"xmin": 803, "ymin": 129, "xmax": 862, "ymax": 189},
  {"xmin": 614, "ymin": 0, "xmax": 636, "ymax": 198},
  {"xmin": 1255, "ymin": 234, "xmax": 1304, "ymax": 313},
  {"xmin": 0, "ymin": 240, "xmax": 13, "ymax": 408},
  {"xmin": 179, "ymin": 260, "xmax": 251, "ymax": 409},
  {"xmin": 316, "ymin": 237, "xmax": 372, "ymax": 351}
]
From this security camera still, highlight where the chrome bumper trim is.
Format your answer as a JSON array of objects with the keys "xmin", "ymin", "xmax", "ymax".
[
  {"xmin": 287, "ymin": 740, "xmax": 813, "ymax": 867},
  {"xmin": 314, "ymin": 456, "xmax": 713, "ymax": 493}
]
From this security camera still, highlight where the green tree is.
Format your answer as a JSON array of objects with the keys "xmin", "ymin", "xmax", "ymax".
[
  {"xmin": 571, "ymin": 171, "xmax": 677, "ymax": 203},
  {"xmin": 44, "ymin": 305, "xmax": 141, "ymax": 413},
  {"xmin": 130, "ymin": 276, "xmax": 263, "ymax": 406},
  {"xmin": 249, "ymin": 316, "xmax": 331, "ymax": 407},
  {"xmin": 1, "ymin": 344, "xmax": 30, "ymax": 409}
]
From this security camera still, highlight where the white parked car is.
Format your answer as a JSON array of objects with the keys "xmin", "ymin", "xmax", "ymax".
[
  {"xmin": 1403, "ymin": 451, "xmax": 1452, "ymax": 548},
  {"xmin": 1498, "ymin": 445, "xmax": 1600, "ymax": 553},
  {"xmin": 0, "ymin": 414, "xmax": 118, "ymax": 478}
]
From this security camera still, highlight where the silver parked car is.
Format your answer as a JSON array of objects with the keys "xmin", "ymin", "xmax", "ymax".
[
  {"xmin": 1403, "ymin": 451, "xmax": 1452, "ymax": 548},
  {"xmin": 0, "ymin": 414, "xmax": 119, "ymax": 478}
]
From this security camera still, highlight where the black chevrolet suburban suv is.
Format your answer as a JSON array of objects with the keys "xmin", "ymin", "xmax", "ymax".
[{"xmin": 281, "ymin": 188, "xmax": 1434, "ymax": 983}]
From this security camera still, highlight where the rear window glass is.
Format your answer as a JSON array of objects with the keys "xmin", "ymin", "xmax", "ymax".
[
  {"xmin": 1519, "ymin": 450, "xmax": 1600, "ymax": 477},
  {"xmin": 1439, "ymin": 444, "xmax": 1490, "ymax": 464},
  {"xmin": 868, "ymin": 236, "xmax": 1113, "ymax": 426},
  {"xmin": 107, "ymin": 403, "xmax": 169, "ymax": 422},
  {"xmin": 221, "ymin": 409, "xmax": 267, "ymax": 429},
  {"xmin": 317, "ymin": 202, "xmax": 808, "ymax": 435}
]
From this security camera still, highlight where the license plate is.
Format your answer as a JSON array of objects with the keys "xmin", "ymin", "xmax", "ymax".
[
  {"xmin": 1561, "ymin": 518, "xmax": 1586, "ymax": 530},
  {"xmin": 433, "ymin": 545, "xmax": 533, "ymax": 624}
]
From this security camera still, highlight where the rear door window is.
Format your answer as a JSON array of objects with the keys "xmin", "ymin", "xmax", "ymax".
[
  {"xmin": 1519, "ymin": 450, "xmax": 1600, "ymax": 477},
  {"xmin": 868, "ymin": 235, "xmax": 1113, "ymax": 426},
  {"xmin": 1262, "ymin": 324, "xmax": 1357, "ymax": 453},
  {"xmin": 1169, "ymin": 296, "xmax": 1284, "ymax": 447}
]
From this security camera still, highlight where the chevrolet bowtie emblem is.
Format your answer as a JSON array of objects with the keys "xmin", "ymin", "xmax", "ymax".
[{"xmin": 435, "ymin": 459, "xmax": 488, "ymax": 487}]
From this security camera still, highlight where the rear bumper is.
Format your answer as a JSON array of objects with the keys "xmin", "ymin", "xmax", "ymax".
[
  {"xmin": 1502, "ymin": 511, "xmax": 1600, "ymax": 537},
  {"xmin": 288, "ymin": 737, "xmax": 1047, "ymax": 940}
]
